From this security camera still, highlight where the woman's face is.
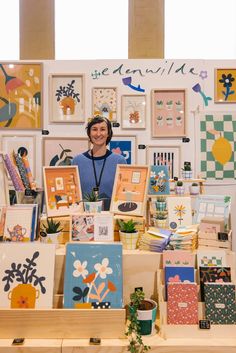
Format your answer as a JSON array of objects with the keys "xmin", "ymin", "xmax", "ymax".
[{"xmin": 90, "ymin": 121, "xmax": 109, "ymax": 147}]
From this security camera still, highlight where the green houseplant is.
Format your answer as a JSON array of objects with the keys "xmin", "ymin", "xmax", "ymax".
[
  {"xmin": 117, "ymin": 219, "xmax": 139, "ymax": 250},
  {"xmin": 189, "ymin": 182, "xmax": 200, "ymax": 195},
  {"xmin": 40, "ymin": 218, "xmax": 63, "ymax": 245},
  {"xmin": 181, "ymin": 163, "xmax": 192, "ymax": 179},
  {"xmin": 154, "ymin": 211, "xmax": 168, "ymax": 228},
  {"xmin": 175, "ymin": 180, "xmax": 184, "ymax": 195},
  {"xmin": 126, "ymin": 288, "xmax": 156, "ymax": 352}
]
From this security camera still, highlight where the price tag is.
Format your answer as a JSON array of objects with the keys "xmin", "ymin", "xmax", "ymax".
[{"xmin": 199, "ymin": 319, "xmax": 211, "ymax": 329}]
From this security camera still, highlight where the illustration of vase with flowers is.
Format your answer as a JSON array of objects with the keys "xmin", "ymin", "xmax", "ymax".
[
  {"xmin": 2, "ymin": 251, "xmax": 46, "ymax": 308},
  {"xmin": 72, "ymin": 257, "xmax": 117, "ymax": 309}
]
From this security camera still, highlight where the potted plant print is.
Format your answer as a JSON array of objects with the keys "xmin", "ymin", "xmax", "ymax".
[
  {"xmin": 2, "ymin": 251, "xmax": 46, "ymax": 308},
  {"xmin": 117, "ymin": 219, "xmax": 139, "ymax": 250},
  {"xmin": 189, "ymin": 182, "xmax": 200, "ymax": 195},
  {"xmin": 83, "ymin": 189, "xmax": 103, "ymax": 213},
  {"xmin": 175, "ymin": 180, "xmax": 185, "ymax": 195},
  {"xmin": 40, "ymin": 217, "xmax": 63, "ymax": 246},
  {"xmin": 126, "ymin": 288, "xmax": 157, "ymax": 353},
  {"xmin": 72, "ymin": 257, "xmax": 117, "ymax": 309},
  {"xmin": 156, "ymin": 100, "xmax": 163, "ymax": 109},
  {"xmin": 56, "ymin": 79, "xmax": 80, "ymax": 115}
]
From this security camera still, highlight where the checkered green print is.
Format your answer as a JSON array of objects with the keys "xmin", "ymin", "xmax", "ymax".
[{"xmin": 200, "ymin": 113, "xmax": 236, "ymax": 179}]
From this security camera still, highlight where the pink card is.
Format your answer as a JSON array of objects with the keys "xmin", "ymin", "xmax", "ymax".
[
  {"xmin": 167, "ymin": 283, "xmax": 198, "ymax": 324},
  {"xmin": 163, "ymin": 250, "xmax": 195, "ymax": 267}
]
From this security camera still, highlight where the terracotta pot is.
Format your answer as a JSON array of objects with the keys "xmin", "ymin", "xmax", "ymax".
[
  {"xmin": 74, "ymin": 302, "xmax": 92, "ymax": 309},
  {"xmin": 60, "ymin": 96, "xmax": 75, "ymax": 115},
  {"xmin": 8, "ymin": 283, "xmax": 39, "ymax": 308}
]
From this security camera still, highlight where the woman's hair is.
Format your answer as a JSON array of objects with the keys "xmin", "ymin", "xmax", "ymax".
[{"xmin": 86, "ymin": 115, "xmax": 113, "ymax": 145}]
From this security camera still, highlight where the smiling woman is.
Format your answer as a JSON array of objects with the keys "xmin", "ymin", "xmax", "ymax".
[{"xmin": 72, "ymin": 116, "xmax": 127, "ymax": 210}]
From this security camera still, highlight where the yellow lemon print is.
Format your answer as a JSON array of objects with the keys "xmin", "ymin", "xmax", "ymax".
[{"xmin": 212, "ymin": 137, "xmax": 232, "ymax": 165}]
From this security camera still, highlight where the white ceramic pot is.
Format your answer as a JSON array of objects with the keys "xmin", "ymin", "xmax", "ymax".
[
  {"xmin": 175, "ymin": 186, "xmax": 185, "ymax": 195},
  {"xmin": 137, "ymin": 299, "xmax": 157, "ymax": 336},
  {"xmin": 84, "ymin": 200, "xmax": 103, "ymax": 213},
  {"xmin": 154, "ymin": 219, "xmax": 167, "ymax": 228},
  {"xmin": 40, "ymin": 231, "xmax": 61, "ymax": 248},
  {"xmin": 119, "ymin": 231, "xmax": 139, "ymax": 250},
  {"xmin": 189, "ymin": 185, "xmax": 200, "ymax": 195},
  {"xmin": 181, "ymin": 170, "xmax": 192, "ymax": 179}
]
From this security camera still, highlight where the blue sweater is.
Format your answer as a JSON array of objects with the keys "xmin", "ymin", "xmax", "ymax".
[{"xmin": 72, "ymin": 150, "xmax": 127, "ymax": 210}]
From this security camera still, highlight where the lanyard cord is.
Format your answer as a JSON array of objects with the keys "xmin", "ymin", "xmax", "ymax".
[{"xmin": 91, "ymin": 150, "xmax": 107, "ymax": 189}]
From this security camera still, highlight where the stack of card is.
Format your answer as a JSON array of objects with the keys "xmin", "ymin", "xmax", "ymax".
[
  {"xmin": 169, "ymin": 227, "xmax": 198, "ymax": 250},
  {"xmin": 139, "ymin": 227, "xmax": 172, "ymax": 252}
]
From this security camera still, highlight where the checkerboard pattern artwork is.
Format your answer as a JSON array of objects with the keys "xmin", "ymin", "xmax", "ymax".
[{"xmin": 200, "ymin": 113, "xmax": 236, "ymax": 179}]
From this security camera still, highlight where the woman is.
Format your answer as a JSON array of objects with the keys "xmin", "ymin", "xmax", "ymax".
[{"xmin": 72, "ymin": 116, "xmax": 127, "ymax": 210}]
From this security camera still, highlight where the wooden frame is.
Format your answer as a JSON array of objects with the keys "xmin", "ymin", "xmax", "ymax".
[
  {"xmin": 146, "ymin": 145, "xmax": 181, "ymax": 179},
  {"xmin": 42, "ymin": 137, "xmax": 88, "ymax": 166},
  {"xmin": 121, "ymin": 94, "xmax": 146, "ymax": 129},
  {"xmin": 92, "ymin": 87, "xmax": 117, "ymax": 122},
  {"xmin": 49, "ymin": 73, "xmax": 85, "ymax": 123},
  {"xmin": 108, "ymin": 135, "xmax": 136, "ymax": 164},
  {"xmin": 151, "ymin": 89, "xmax": 186, "ymax": 137},
  {"xmin": 0, "ymin": 62, "xmax": 42, "ymax": 129},
  {"xmin": 0, "ymin": 153, "xmax": 9, "ymax": 205},
  {"xmin": 43, "ymin": 166, "xmax": 83, "ymax": 217},
  {"xmin": 214, "ymin": 68, "xmax": 236, "ymax": 103},
  {"xmin": 1, "ymin": 134, "xmax": 36, "ymax": 177},
  {"xmin": 110, "ymin": 165, "xmax": 149, "ymax": 217}
]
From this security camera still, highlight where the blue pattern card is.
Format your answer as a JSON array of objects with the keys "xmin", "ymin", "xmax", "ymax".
[
  {"xmin": 148, "ymin": 165, "xmax": 170, "ymax": 195},
  {"xmin": 64, "ymin": 243, "xmax": 123, "ymax": 309}
]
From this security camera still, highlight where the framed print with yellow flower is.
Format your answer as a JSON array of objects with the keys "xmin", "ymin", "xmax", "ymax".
[
  {"xmin": 0, "ymin": 62, "xmax": 42, "ymax": 129},
  {"xmin": 166, "ymin": 196, "xmax": 192, "ymax": 230},
  {"xmin": 49, "ymin": 74, "xmax": 85, "ymax": 123},
  {"xmin": 215, "ymin": 68, "xmax": 236, "ymax": 103}
]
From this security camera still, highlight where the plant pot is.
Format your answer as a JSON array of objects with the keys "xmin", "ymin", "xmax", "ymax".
[
  {"xmin": 8, "ymin": 283, "xmax": 39, "ymax": 308},
  {"xmin": 60, "ymin": 96, "xmax": 75, "ymax": 115},
  {"xmin": 181, "ymin": 170, "xmax": 192, "ymax": 179},
  {"xmin": 156, "ymin": 201, "xmax": 166, "ymax": 211},
  {"xmin": 74, "ymin": 302, "xmax": 92, "ymax": 309},
  {"xmin": 175, "ymin": 186, "xmax": 185, "ymax": 195},
  {"xmin": 154, "ymin": 219, "xmax": 167, "ymax": 228},
  {"xmin": 137, "ymin": 299, "xmax": 157, "ymax": 336},
  {"xmin": 40, "ymin": 231, "xmax": 61, "ymax": 248},
  {"xmin": 84, "ymin": 201, "xmax": 103, "ymax": 213},
  {"xmin": 189, "ymin": 185, "xmax": 200, "ymax": 195},
  {"xmin": 119, "ymin": 230, "xmax": 139, "ymax": 250}
]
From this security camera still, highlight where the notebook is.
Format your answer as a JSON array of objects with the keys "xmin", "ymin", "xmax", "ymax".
[{"xmin": 199, "ymin": 266, "xmax": 231, "ymax": 301}]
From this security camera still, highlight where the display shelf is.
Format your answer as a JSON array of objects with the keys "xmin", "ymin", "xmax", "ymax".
[
  {"xmin": 0, "ymin": 339, "xmax": 61, "ymax": 353},
  {"xmin": 0, "ymin": 309, "xmax": 125, "ymax": 339}
]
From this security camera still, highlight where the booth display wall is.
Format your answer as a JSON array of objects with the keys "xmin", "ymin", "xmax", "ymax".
[{"xmin": 1, "ymin": 58, "xmax": 236, "ymax": 249}]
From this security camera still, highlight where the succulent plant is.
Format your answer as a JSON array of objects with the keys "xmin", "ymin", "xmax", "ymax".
[
  {"xmin": 42, "ymin": 218, "xmax": 63, "ymax": 234},
  {"xmin": 117, "ymin": 219, "xmax": 137, "ymax": 233}
]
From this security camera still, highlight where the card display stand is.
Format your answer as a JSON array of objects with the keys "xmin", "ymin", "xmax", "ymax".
[{"xmin": 0, "ymin": 249, "xmax": 235, "ymax": 352}]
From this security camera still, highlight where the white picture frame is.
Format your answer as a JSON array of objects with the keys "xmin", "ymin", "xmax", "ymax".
[
  {"xmin": 108, "ymin": 135, "xmax": 136, "ymax": 164},
  {"xmin": 121, "ymin": 94, "xmax": 146, "ymax": 129}
]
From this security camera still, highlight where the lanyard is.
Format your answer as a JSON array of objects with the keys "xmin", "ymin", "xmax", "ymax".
[{"xmin": 91, "ymin": 150, "xmax": 107, "ymax": 194}]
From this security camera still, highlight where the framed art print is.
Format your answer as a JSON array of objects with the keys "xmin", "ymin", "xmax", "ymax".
[
  {"xmin": 43, "ymin": 166, "xmax": 83, "ymax": 217},
  {"xmin": 121, "ymin": 94, "xmax": 146, "ymax": 129},
  {"xmin": 215, "ymin": 68, "xmax": 236, "ymax": 103},
  {"xmin": 0, "ymin": 62, "xmax": 42, "ymax": 129},
  {"xmin": 110, "ymin": 165, "xmax": 149, "ymax": 217},
  {"xmin": 108, "ymin": 135, "xmax": 136, "ymax": 164},
  {"xmin": 146, "ymin": 145, "xmax": 181, "ymax": 179},
  {"xmin": 151, "ymin": 89, "xmax": 186, "ymax": 137},
  {"xmin": 49, "ymin": 73, "xmax": 85, "ymax": 123},
  {"xmin": 1, "ymin": 135, "xmax": 36, "ymax": 177},
  {"xmin": 3, "ymin": 206, "xmax": 33, "ymax": 242},
  {"xmin": 92, "ymin": 87, "xmax": 117, "ymax": 122},
  {"xmin": 42, "ymin": 137, "xmax": 88, "ymax": 166},
  {"xmin": 64, "ymin": 242, "xmax": 123, "ymax": 309}
]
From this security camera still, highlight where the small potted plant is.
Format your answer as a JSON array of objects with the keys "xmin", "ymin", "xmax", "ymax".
[
  {"xmin": 40, "ymin": 217, "xmax": 63, "ymax": 246},
  {"xmin": 154, "ymin": 211, "xmax": 168, "ymax": 228},
  {"xmin": 156, "ymin": 196, "xmax": 166, "ymax": 211},
  {"xmin": 117, "ymin": 219, "xmax": 139, "ymax": 250},
  {"xmin": 175, "ymin": 180, "xmax": 185, "ymax": 195},
  {"xmin": 181, "ymin": 162, "xmax": 192, "ymax": 179},
  {"xmin": 156, "ymin": 100, "xmax": 163, "ymax": 109},
  {"xmin": 126, "ymin": 288, "xmax": 157, "ymax": 352},
  {"xmin": 189, "ymin": 182, "xmax": 200, "ymax": 195},
  {"xmin": 175, "ymin": 100, "xmax": 183, "ymax": 111},
  {"xmin": 83, "ymin": 189, "xmax": 103, "ymax": 213},
  {"xmin": 166, "ymin": 100, "xmax": 173, "ymax": 110}
]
